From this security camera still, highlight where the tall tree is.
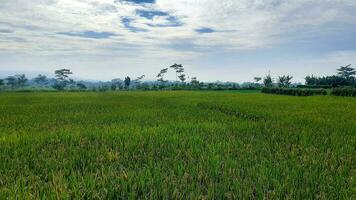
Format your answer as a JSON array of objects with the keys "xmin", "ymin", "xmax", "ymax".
[
  {"xmin": 170, "ymin": 64, "xmax": 180, "ymax": 81},
  {"xmin": 263, "ymin": 74, "xmax": 273, "ymax": 87},
  {"xmin": 157, "ymin": 68, "xmax": 168, "ymax": 85},
  {"xmin": 0, "ymin": 79, "xmax": 3, "ymax": 86},
  {"xmin": 178, "ymin": 74, "xmax": 186, "ymax": 83},
  {"xmin": 176, "ymin": 65, "xmax": 185, "ymax": 82},
  {"xmin": 337, "ymin": 64, "xmax": 355, "ymax": 79},
  {"xmin": 53, "ymin": 69, "xmax": 73, "ymax": 90},
  {"xmin": 170, "ymin": 64, "xmax": 185, "ymax": 83},
  {"xmin": 124, "ymin": 76, "xmax": 131, "ymax": 89},
  {"xmin": 55, "ymin": 69, "xmax": 72, "ymax": 80}
]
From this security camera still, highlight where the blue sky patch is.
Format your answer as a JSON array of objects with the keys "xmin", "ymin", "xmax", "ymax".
[
  {"xmin": 196, "ymin": 28, "xmax": 216, "ymax": 34},
  {"xmin": 58, "ymin": 31, "xmax": 116, "ymax": 39},
  {"xmin": 146, "ymin": 16, "xmax": 182, "ymax": 28},
  {"xmin": 122, "ymin": 17, "xmax": 148, "ymax": 32},
  {"xmin": 136, "ymin": 10, "xmax": 168, "ymax": 19}
]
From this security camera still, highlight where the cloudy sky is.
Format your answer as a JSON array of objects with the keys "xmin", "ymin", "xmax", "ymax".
[{"xmin": 1, "ymin": 0, "xmax": 356, "ymax": 82}]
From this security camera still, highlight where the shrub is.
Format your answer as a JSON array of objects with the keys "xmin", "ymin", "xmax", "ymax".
[
  {"xmin": 262, "ymin": 87, "xmax": 327, "ymax": 96},
  {"xmin": 297, "ymin": 85, "xmax": 332, "ymax": 89},
  {"xmin": 331, "ymin": 88, "xmax": 356, "ymax": 97}
]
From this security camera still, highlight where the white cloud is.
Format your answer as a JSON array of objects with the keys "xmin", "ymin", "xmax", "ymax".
[
  {"xmin": 1, "ymin": 0, "xmax": 355, "ymax": 53},
  {"xmin": 0, "ymin": 0, "xmax": 355, "ymax": 81}
]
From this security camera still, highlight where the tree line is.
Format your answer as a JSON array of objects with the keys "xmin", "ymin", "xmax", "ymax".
[
  {"xmin": 0, "ymin": 64, "xmax": 355, "ymax": 91},
  {"xmin": 255, "ymin": 64, "xmax": 355, "ymax": 88}
]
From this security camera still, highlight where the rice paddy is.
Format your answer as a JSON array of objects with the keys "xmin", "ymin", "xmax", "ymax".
[{"xmin": 0, "ymin": 91, "xmax": 355, "ymax": 199}]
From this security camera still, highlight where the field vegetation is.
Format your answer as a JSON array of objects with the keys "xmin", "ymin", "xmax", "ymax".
[
  {"xmin": 261, "ymin": 87, "xmax": 327, "ymax": 96},
  {"xmin": 0, "ymin": 91, "xmax": 355, "ymax": 199}
]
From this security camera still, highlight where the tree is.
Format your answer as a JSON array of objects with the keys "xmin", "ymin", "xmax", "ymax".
[
  {"xmin": 5, "ymin": 74, "xmax": 27, "ymax": 88},
  {"xmin": 278, "ymin": 75, "xmax": 293, "ymax": 87},
  {"xmin": 76, "ymin": 83, "xmax": 87, "ymax": 90},
  {"xmin": 176, "ymin": 64, "xmax": 185, "ymax": 83},
  {"xmin": 263, "ymin": 74, "xmax": 273, "ymax": 87},
  {"xmin": 178, "ymin": 74, "xmax": 186, "ymax": 83},
  {"xmin": 337, "ymin": 64, "xmax": 355, "ymax": 79},
  {"xmin": 134, "ymin": 75, "xmax": 145, "ymax": 83},
  {"xmin": 34, "ymin": 74, "xmax": 47, "ymax": 85},
  {"xmin": 5, "ymin": 76, "xmax": 17, "ymax": 88},
  {"xmin": 157, "ymin": 68, "xmax": 168, "ymax": 87},
  {"xmin": 15, "ymin": 74, "xmax": 27, "ymax": 87},
  {"xmin": 190, "ymin": 77, "xmax": 199, "ymax": 85},
  {"xmin": 55, "ymin": 69, "xmax": 72, "ymax": 80},
  {"xmin": 53, "ymin": 69, "xmax": 73, "ymax": 90},
  {"xmin": 111, "ymin": 79, "xmax": 123, "ymax": 91},
  {"xmin": 169, "ymin": 64, "xmax": 186, "ymax": 83},
  {"xmin": 133, "ymin": 75, "xmax": 145, "ymax": 89},
  {"xmin": 124, "ymin": 76, "xmax": 131, "ymax": 89},
  {"xmin": 0, "ymin": 79, "xmax": 3, "ymax": 86},
  {"xmin": 305, "ymin": 75, "xmax": 318, "ymax": 85},
  {"xmin": 254, "ymin": 77, "xmax": 262, "ymax": 83},
  {"xmin": 170, "ymin": 64, "xmax": 180, "ymax": 81}
]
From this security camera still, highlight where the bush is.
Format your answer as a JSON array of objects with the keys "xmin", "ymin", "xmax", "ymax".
[
  {"xmin": 262, "ymin": 87, "xmax": 327, "ymax": 96},
  {"xmin": 297, "ymin": 85, "xmax": 332, "ymax": 89},
  {"xmin": 331, "ymin": 88, "xmax": 356, "ymax": 97}
]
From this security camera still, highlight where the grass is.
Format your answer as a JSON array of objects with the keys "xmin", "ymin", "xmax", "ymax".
[{"xmin": 0, "ymin": 91, "xmax": 355, "ymax": 199}]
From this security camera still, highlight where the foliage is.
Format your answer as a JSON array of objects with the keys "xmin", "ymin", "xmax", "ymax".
[
  {"xmin": 135, "ymin": 75, "xmax": 145, "ymax": 83},
  {"xmin": 16, "ymin": 74, "xmax": 28, "ymax": 87},
  {"xmin": 124, "ymin": 76, "xmax": 131, "ymax": 89},
  {"xmin": 178, "ymin": 74, "xmax": 186, "ymax": 83},
  {"xmin": 190, "ymin": 77, "xmax": 199, "ymax": 88},
  {"xmin": 157, "ymin": 68, "xmax": 169, "ymax": 88},
  {"xmin": 305, "ymin": 75, "xmax": 354, "ymax": 87},
  {"xmin": 5, "ymin": 76, "xmax": 17, "ymax": 87},
  {"xmin": 53, "ymin": 69, "xmax": 73, "ymax": 90},
  {"xmin": 169, "ymin": 64, "xmax": 184, "ymax": 82},
  {"xmin": 76, "ymin": 83, "xmax": 87, "ymax": 90},
  {"xmin": 4, "ymin": 74, "xmax": 27, "ymax": 88},
  {"xmin": 0, "ymin": 92, "xmax": 354, "ymax": 199},
  {"xmin": 254, "ymin": 77, "xmax": 262, "ymax": 83},
  {"xmin": 263, "ymin": 74, "xmax": 273, "ymax": 87},
  {"xmin": 262, "ymin": 87, "xmax": 327, "ymax": 96},
  {"xmin": 111, "ymin": 79, "xmax": 123, "ymax": 91},
  {"xmin": 331, "ymin": 87, "xmax": 356, "ymax": 97},
  {"xmin": 33, "ymin": 74, "xmax": 48, "ymax": 85},
  {"xmin": 305, "ymin": 65, "xmax": 355, "ymax": 87},
  {"xmin": 277, "ymin": 75, "xmax": 293, "ymax": 87},
  {"xmin": 297, "ymin": 85, "xmax": 332, "ymax": 89},
  {"xmin": 337, "ymin": 64, "xmax": 355, "ymax": 79}
]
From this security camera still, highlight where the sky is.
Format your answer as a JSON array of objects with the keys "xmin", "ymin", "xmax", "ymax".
[{"xmin": 1, "ymin": 0, "xmax": 356, "ymax": 82}]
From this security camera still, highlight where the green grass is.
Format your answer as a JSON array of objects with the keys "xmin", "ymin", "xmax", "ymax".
[{"xmin": 0, "ymin": 91, "xmax": 355, "ymax": 199}]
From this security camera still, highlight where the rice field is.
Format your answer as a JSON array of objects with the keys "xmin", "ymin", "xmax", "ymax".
[{"xmin": 0, "ymin": 91, "xmax": 355, "ymax": 199}]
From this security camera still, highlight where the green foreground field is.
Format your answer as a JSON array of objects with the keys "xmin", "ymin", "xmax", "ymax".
[{"xmin": 0, "ymin": 91, "xmax": 355, "ymax": 199}]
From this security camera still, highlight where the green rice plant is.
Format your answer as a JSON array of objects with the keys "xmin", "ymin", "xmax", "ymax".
[{"xmin": 0, "ymin": 91, "xmax": 354, "ymax": 199}]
